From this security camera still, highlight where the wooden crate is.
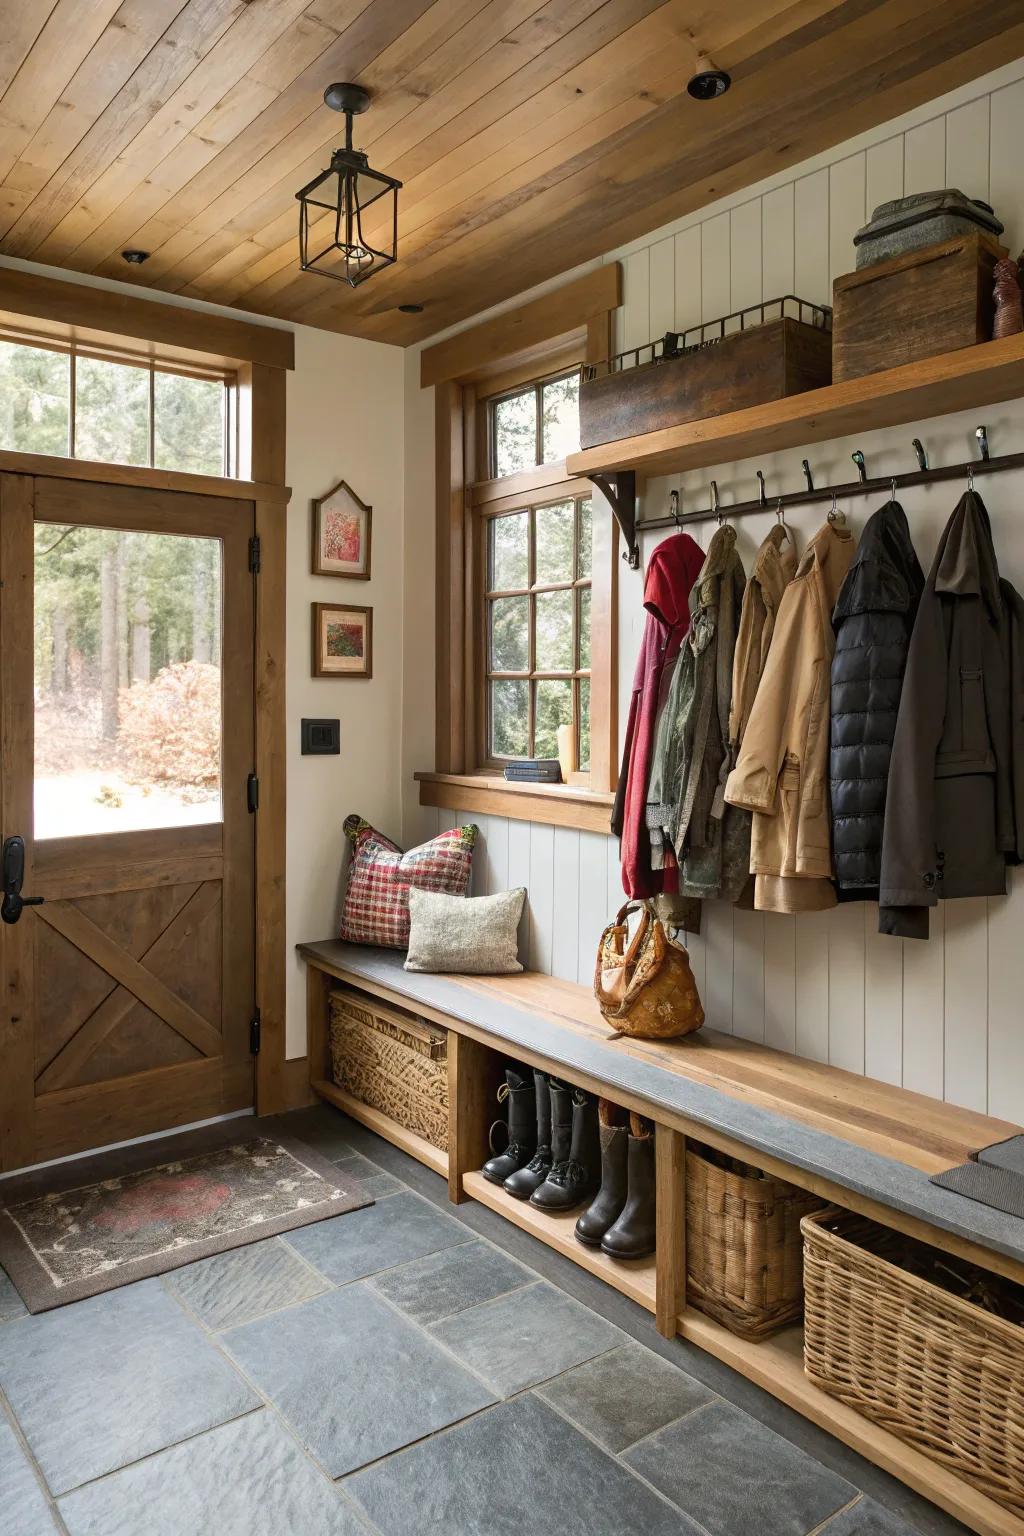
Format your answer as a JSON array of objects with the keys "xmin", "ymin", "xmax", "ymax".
[
  {"xmin": 329, "ymin": 987, "xmax": 449, "ymax": 1150},
  {"xmin": 578, "ymin": 315, "xmax": 831, "ymax": 449},
  {"xmin": 832, "ymin": 232, "xmax": 1005, "ymax": 382}
]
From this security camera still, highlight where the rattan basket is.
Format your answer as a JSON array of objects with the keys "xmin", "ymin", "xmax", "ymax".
[
  {"xmin": 685, "ymin": 1143, "xmax": 822, "ymax": 1340},
  {"xmin": 329, "ymin": 988, "xmax": 449, "ymax": 1151},
  {"xmin": 802, "ymin": 1207, "xmax": 1024, "ymax": 1515}
]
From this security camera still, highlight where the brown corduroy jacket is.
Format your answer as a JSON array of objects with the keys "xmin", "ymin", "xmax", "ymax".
[
  {"xmin": 724, "ymin": 521, "xmax": 855, "ymax": 913},
  {"xmin": 728, "ymin": 523, "xmax": 798, "ymax": 755}
]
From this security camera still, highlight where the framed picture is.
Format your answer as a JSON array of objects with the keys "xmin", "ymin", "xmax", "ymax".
[
  {"xmin": 312, "ymin": 602, "xmax": 373, "ymax": 679},
  {"xmin": 312, "ymin": 479, "xmax": 372, "ymax": 579}
]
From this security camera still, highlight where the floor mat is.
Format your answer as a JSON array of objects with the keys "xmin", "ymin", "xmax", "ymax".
[{"xmin": 0, "ymin": 1119, "xmax": 370, "ymax": 1312}]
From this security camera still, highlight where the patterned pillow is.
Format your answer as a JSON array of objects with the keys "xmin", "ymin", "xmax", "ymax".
[{"xmin": 339, "ymin": 814, "xmax": 478, "ymax": 949}]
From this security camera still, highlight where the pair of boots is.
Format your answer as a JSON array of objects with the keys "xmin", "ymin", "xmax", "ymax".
[
  {"xmin": 575, "ymin": 1103, "xmax": 656, "ymax": 1260},
  {"xmin": 482, "ymin": 1067, "xmax": 599, "ymax": 1212}
]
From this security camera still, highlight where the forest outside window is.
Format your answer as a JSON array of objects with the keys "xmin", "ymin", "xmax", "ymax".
[
  {"xmin": 489, "ymin": 368, "xmax": 581, "ymax": 477},
  {"xmin": 0, "ymin": 333, "xmax": 234, "ymax": 476}
]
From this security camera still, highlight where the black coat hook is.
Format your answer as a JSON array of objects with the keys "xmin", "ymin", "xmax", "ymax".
[
  {"xmin": 755, "ymin": 469, "xmax": 766, "ymax": 507},
  {"xmin": 802, "ymin": 459, "xmax": 814, "ymax": 492},
  {"xmin": 852, "ymin": 449, "xmax": 867, "ymax": 483},
  {"xmin": 710, "ymin": 479, "xmax": 721, "ymax": 520},
  {"xmin": 912, "ymin": 438, "xmax": 928, "ymax": 471},
  {"xmin": 976, "ymin": 425, "xmax": 991, "ymax": 461},
  {"xmin": 669, "ymin": 488, "xmax": 681, "ymax": 525}
]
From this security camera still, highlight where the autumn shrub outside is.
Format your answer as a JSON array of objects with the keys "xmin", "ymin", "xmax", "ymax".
[{"xmin": 118, "ymin": 661, "xmax": 221, "ymax": 799}]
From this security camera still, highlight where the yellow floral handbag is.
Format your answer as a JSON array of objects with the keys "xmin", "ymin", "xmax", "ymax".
[{"xmin": 594, "ymin": 901, "xmax": 705, "ymax": 1040}]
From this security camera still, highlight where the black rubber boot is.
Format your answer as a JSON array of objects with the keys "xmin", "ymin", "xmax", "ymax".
[
  {"xmin": 601, "ymin": 1118, "xmax": 656, "ymax": 1259},
  {"xmin": 530, "ymin": 1085, "xmax": 600, "ymax": 1212},
  {"xmin": 481, "ymin": 1067, "xmax": 536, "ymax": 1186},
  {"xmin": 575, "ymin": 1103, "xmax": 629, "ymax": 1247},
  {"xmin": 504, "ymin": 1069, "xmax": 552, "ymax": 1200}
]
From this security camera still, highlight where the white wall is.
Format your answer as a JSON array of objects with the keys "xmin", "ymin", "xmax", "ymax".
[{"xmin": 403, "ymin": 58, "xmax": 1024, "ymax": 1121}]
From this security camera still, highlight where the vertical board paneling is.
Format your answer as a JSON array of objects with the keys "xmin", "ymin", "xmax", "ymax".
[
  {"xmin": 795, "ymin": 912, "xmax": 829, "ymax": 1063},
  {"xmin": 942, "ymin": 897, "xmax": 989, "ymax": 1112},
  {"xmin": 828, "ymin": 154, "xmax": 866, "ymax": 286},
  {"xmin": 794, "ymin": 170, "xmax": 829, "ymax": 305},
  {"xmin": 761, "ymin": 184, "xmax": 794, "ymax": 300},
  {"xmin": 991, "ymin": 79, "xmax": 1024, "ymax": 254},
  {"xmin": 648, "ymin": 237, "xmax": 675, "ymax": 341},
  {"xmin": 551, "ymin": 826, "xmax": 580, "ymax": 981},
  {"xmin": 987, "ymin": 870, "xmax": 1024, "ymax": 1121},
  {"xmin": 674, "ymin": 225, "xmax": 702, "ymax": 331},
  {"xmin": 508, "ymin": 818, "xmax": 532, "ymax": 964},
  {"xmin": 864, "ymin": 915, "xmax": 903, "ymax": 1086},
  {"xmin": 865, "ymin": 136, "xmax": 904, "ymax": 215},
  {"xmin": 903, "ymin": 116, "xmax": 946, "ymax": 193},
  {"xmin": 945, "ymin": 97, "xmax": 990, "ymax": 202},
  {"xmin": 827, "ymin": 903, "xmax": 865, "ymax": 1075},
  {"xmin": 622, "ymin": 248, "xmax": 651, "ymax": 352},
  {"xmin": 700, "ymin": 212, "xmax": 731, "ymax": 322},
  {"xmin": 578, "ymin": 831, "xmax": 610, "ymax": 985},
  {"xmin": 901, "ymin": 903, "xmax": 945, "ymax": 1099},
  {"xmin": 763, "ymin": 912, "xmax": 796, "ymax": 1052},
  {"xmin": 528, "ymin": 823, "xmax": 555, "ymax": 974},
  {"xmin": 730, "ymin": 199, "xmax": 763, "ymax": 312},
  {"xmin": 732, "ymin": 908, "xmax": 764, "ymax": 1041},
  {"xmin": 704, "ymin": 902, "xmax": 734, "ymax": 1032}
]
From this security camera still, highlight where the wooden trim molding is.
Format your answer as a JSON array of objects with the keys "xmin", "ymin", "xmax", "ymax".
[
  {"xmin": 0, "ymin": 447, "xmax": 289, "ymax": 504},
  {"xmin": 0, "ymin": 266, "xmax": 294, "ymax": 371},
  {"xmin": 421, "ymin": 264, "xmax": 621, "ymax": 388},
  {"xmin": 417, "ymin": 772, "xmax": 613, "ymax": 835}
]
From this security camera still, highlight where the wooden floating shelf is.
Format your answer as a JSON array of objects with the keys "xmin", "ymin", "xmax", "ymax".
[
  {"xmin": 311, "ymin": 1079, "xmax": 449, "ymax": 1180},
  {"xmin": 462, "ymin": 1169, "xmax": 656, "ymax": 1313},
  {"xmin": 566, "ymin": 333, "xmax": 1024, "ymax": 481}
]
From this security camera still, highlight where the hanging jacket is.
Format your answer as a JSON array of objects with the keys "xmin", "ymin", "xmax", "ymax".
[
  {"xmin": 729, "ymin": 523, "xmax": 798, "ymax": 755},
  {"xmin": 1003, "ymin": 577, "xmax": 1024, "ymax": 864},
  {"xmin": 725, "ymin": 520, "xmax": 855, "ymax": 913},
  {"xmin": 646, "ymin": 523, "xmax": 750, "ymax": 901},
  {"xmin": 829, "ymin": 500, "xmax": 924, "ymax": 898},
  {"xmin": 879, "ymin": 490, "xmax": 1014, "ymax": 938},
  {"xmin": 612, "ymin": 532, "xmax": 704, "ymax": 898}
]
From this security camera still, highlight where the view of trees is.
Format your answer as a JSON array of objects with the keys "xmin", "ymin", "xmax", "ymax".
[{"xmin": 492, "ymin": 370, "xmax": 580, "ymax": 477}]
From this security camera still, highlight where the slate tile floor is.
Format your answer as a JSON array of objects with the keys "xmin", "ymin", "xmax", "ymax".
[{"xmin": 0, "ymin": 1105, "xmax": 970, "ymax": 1536}]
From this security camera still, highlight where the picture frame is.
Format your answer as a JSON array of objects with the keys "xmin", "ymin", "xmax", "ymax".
[
  {"xmin": 311, "ymin": 479, "xmax": 372, "ymax": 579},
  {"xmin": 311, "ymin": 602, "xmax": 373, "ymax": 679}
]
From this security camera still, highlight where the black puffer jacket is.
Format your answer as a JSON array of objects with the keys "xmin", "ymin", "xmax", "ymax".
[{"xmin": 829, "ymin": 500, "xmax": 924, "ymax": 895}]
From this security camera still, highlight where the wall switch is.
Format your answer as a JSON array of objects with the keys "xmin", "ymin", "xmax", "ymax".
[{"xmin": 301, "ymin": 718, "xmax": 340, "ymax": 755}]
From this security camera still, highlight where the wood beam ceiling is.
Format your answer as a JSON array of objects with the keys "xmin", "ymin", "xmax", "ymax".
[{"xmin": 0, "ymin": 0, "xmax": 1021, "ymax": 346}]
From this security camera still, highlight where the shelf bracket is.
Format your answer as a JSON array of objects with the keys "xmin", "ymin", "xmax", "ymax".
[{"xmin": 590, "ymin": 471, "xmax": 639, "ymax": 568}]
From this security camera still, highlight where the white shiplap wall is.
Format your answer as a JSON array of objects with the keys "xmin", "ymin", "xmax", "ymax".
[{"xmin": 415, "ymin": 60, "xmax": 1024, "ymax": 1122}]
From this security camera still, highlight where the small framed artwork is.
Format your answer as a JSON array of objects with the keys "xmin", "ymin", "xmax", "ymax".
[
  {"xmin": 312, "ymin": 602, "xmax": 373, "ymax": 679},
  {"xmin": 312, "ymin": 480, "xmax": 372, "ymax": 579}
]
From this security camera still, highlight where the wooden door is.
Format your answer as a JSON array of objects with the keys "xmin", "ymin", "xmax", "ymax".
[{"xmin": 0, "ymin": 473, "xmax": 256, "ymax": 1171}]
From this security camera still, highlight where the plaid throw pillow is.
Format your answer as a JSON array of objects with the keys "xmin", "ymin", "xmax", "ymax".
[{"xmin": 339, "ymin": 814, "xmax": 478, "ymax": 949}]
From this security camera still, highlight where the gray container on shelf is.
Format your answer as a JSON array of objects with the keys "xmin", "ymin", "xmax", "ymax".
[{"xmin": 853, "ymin": 189, "xmax": 1004, "ymax": 269}]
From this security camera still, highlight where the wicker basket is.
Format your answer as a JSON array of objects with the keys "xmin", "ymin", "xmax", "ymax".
[
  {"xmin": 685, "ymin": 1142, "xmax": 822, "ymax": 1340},
  {"xmin": 328, "ymin": 988, "xmax": 449, "ymax": 1151},
  {"xmin": 803, "ymin": 1207, "xmax": 1024, "ymax": 1515}
]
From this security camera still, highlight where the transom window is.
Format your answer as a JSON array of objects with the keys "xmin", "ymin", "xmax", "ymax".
[
  {"xmin": 489, "ymin": 368, "xmax": 581, "ymax": 477},
  {"xmin": 0, "ymin": 333, "xmax": 234, "ymax": 477},
  {"xmin": 486, "ymin": 495, "xmax": 592, "ymax": 769}
]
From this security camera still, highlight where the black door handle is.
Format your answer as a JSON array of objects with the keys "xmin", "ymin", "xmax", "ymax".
[{"xmin": 1, "ymin": 836, "xmax": 44, "ymax": 925}]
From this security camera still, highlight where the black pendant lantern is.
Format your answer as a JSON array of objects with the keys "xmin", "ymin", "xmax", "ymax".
[{"xmin": 296, "ymin": 83, "xmax": 402, "ymax": 287}]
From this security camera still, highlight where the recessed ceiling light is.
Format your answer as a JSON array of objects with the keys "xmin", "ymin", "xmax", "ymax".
[
  {"xmin": 687, "ymin": 64, "xmax": 731, "ymax": 101},
  {"xmin": 398, "ymin": 303, "xmax": 424, "ymax": 314},
  {"xmin": 121, "ymin": 249, "xmax": 150, "ymax": 264}
]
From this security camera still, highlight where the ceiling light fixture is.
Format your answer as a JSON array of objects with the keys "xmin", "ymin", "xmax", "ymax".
[
  {"xmin": 121, "ymin": 249, "xmax": 150, "ymax": 264},
  {"xmin": 296, "ymin": 83, "xmax": 402, "ymax": 288},
  {"xmin": 397, "ymin": 303, "xmax": 423, "ymax": 314},
  {"xmin": 686, "ymin": 55, "xmax": 731, "ymax": 100}
]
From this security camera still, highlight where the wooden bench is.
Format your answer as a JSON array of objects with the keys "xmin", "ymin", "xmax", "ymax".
[{"xmin": 299, "ymin": 939, "xmax": 1024, "ymax": 1536}]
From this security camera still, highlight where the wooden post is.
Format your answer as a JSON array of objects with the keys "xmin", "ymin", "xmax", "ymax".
[
  {"xmin": 447, "ymin": 1030, "xmax": 503, "ymax": 1205},
  {"xmin": 655, "ymin": 1123, "xmax": 686, "ymax": 1339}
]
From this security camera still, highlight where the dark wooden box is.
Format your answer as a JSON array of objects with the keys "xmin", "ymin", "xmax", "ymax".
[
  {"xmin": 578, "ymin": 316, "xmax": 831, "ymax": 450},
  {"xmin": 832, "ymin": 232, "xmax": 1005, "ymax": 383}
]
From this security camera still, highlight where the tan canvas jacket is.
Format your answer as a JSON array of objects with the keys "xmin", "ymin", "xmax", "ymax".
[
  {"xmin": 728, "ymin": 523, "xmax": 798, "ymax": 753},
  {"xmin": 724, "ymin": 521, "xmax": 855, "ymax": 913}
]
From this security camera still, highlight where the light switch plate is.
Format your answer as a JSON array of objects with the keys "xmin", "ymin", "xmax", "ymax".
[{"xmin": 301, "ymin": 718, "xmax": 340, "ymax": 755}]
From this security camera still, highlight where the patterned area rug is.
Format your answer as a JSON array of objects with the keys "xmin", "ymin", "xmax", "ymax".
[{"xmin": 0, "ymin": 1120, "xmax": 370, "ymax": 1313}]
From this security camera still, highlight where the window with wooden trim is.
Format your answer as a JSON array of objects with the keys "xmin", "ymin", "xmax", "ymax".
[
  {"xmin": 0, "ymin": 330, "xmax": 236, "ymax": 476},
  {"xmin": 488, "ymin": 367, "xmax": 581, "ymax": 477}
]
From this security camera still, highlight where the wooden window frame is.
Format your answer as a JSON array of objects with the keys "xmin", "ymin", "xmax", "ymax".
[
  {"xmin": 417, "ymin": 264, "xmax": 622, "ymax": 832},
  {"xmin": 0, "ymin": 268, "xmax": 302, "ymax": 1120}
]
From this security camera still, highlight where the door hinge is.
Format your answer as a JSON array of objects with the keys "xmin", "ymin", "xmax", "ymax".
[
  {"xmin": 246, "ymin": 773, "xmax": 259, "ymax": 813},
  {"xmin": 250, "ymin": 1009, "xmax": 261, "ymax": 1055},
  {"xmin": 248, "ymin": 534, "xmax": 261, "ymax": 574}
]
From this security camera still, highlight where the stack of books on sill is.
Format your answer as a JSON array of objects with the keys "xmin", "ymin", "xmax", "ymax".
[{"xmin": 502, "ymin": 759, "xmax": 562, "ymax": 784}]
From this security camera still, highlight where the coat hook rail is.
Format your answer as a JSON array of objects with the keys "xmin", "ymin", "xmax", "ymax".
[{"xmin": 635, "ymin": 442, "xmax": 1024, "ymax": 534}]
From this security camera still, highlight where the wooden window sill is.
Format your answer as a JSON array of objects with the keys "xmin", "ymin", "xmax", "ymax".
[{"xmin": 415, "ymin": 771, "xmax": 614, "ymax": 834}]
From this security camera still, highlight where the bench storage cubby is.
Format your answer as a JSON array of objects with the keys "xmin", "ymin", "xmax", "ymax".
[{"xmin": 328, "ymin": 986, "xmax": 449, "ymax": 1154}]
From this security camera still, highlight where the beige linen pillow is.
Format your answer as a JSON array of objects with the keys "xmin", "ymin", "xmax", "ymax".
[{"xmin": 404, "ymin": 886, "xmax": 526, "ymax": 974}]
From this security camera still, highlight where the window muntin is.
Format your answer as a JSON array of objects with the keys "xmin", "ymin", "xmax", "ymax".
[
  {"xmin": 489, "ymin": 368, "xmax": 581, "ymax": 477},
  {"xmin": 486, "ymin": 494, "xmax": 592, "ymax": 768},
  {"xmin": 0, "ymin": 335, "xmax": 233, "ymax": 476}
]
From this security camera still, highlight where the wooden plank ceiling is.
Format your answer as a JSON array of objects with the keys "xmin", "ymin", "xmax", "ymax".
[{"xmin": 1, "ymin": 0, "xmax": 1022, "ymax": 347}]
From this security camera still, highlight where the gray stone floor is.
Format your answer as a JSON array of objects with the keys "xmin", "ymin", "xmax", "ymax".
[{"xmin": 0, "ymin": 1105, "xmax": 970, "ymax": 1536}]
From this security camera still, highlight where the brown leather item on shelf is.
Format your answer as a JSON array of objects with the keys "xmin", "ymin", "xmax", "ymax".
[{"xmin": 594, "ymin": 901, "xmax": 704, "ymax": 1040}]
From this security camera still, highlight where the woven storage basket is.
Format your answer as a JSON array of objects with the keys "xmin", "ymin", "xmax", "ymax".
[
  {"xmin": 685, "ymin": 1143, "xmax": 822, "ymax": 1340},
  {"xmin": 329, "ymin": 988, "xmax": 449, "ymax": 1151},
  {"xmin": 803, "ymin": 1207, "xmax": 1024, "ymax": 1515}
]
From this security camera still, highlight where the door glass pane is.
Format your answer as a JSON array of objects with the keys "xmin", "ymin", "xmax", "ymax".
[
  {"xmin": 541, "ymin": 373, "xmax": 580, "ymax": 463},
  {"xmin": 535, "ymin": 589, "xmax": 572, "ymax": 671},
  {"xmin": 489, "ymin": 596, "xmax": 529, "ymax": 672},
  {"xmin": 534, "ymin": 679, "xmax": 572, "ymax": 760},
  {"xmin": 34, "ymin": 524, "xmax": 223, "ymax": 839},
  {"xmin": 75, "ymin": 356, "xmax": 150, "ymax": 466},
  {"xmin": 0, "ymin": 340, "xmax": 70, "ymax": 456},
  {"xmin": 488, "ymin": 511, "xmax": 528, "ymax": 590},
  {"xmin": 492, "ymin": 388, "xmax": 536, "ymax": 477},
  {"xmin": 535, "ymin": 501, "xmax": 573, "ymax": 585},
  {"xmin": 154, "ymin": 371, "xmax": 225, "ymax": 476},
  {"xmin": 490, "ymin": 679, "xmax": 528, "ymax": 757}
]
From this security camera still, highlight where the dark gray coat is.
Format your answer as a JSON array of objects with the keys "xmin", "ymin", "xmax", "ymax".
[
  {"xmin": 879, "ymin": 491, "xmax": 1014, "ymax": 939},
  {"xmin": 830, "ymin": 500, "xmax": 923, "ymax": 898}
]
